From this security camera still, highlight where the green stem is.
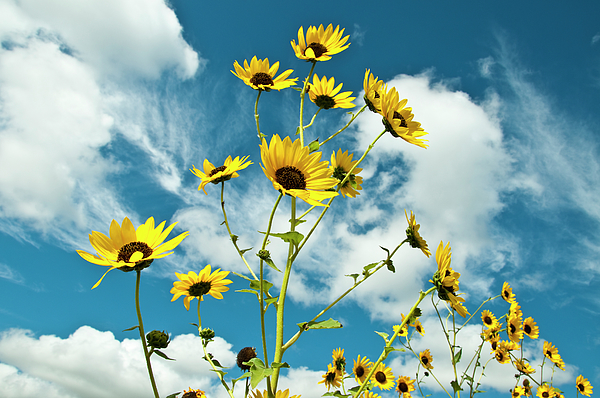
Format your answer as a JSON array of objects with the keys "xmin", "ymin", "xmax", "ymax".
[
  {"xmin": 320, "ymin": 104, "xmax": 368, "ymax": 147},
  {"xmin": 135, "ymin": 270, "xmax": 160, "ymax": 398},
  {"xmin": 221, "ymin": 182, "xmax": 258, "ymax": 280},
  {"xmin": 255, "ymin": 90, "xmax": 263, "ymax": 140},
  {"xmin": 303, "ymin": 108, "xmax": 321, "ymax": 130},
  {"xmin": 298, "ymin": 62, "xmax": 316, "ymax": 146}
]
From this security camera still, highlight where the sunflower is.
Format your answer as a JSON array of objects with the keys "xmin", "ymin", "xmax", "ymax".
[
  {"xmin": 393, "ymin": 323, "xmax": 408, "ymax": 337},
  {"xmin": 318, "ymin": 363, "xmax": 342, "ymax": 391},
  {"xmin": 252, "ymin": 389, "xmax": 301, "ymax": 398},
  {"xmin": 543, "ymin": 341, "xmax": 565, "ymax": 371},
  {"xmin": 481, "ymin": 310, "xmax": 499, "ymax": 329},
  {"xmin": 379, "ymin": 86, "xmax": 428, "ymax": 148},
  {"xmin": 536, "ymin": 384, "xmax": 556, "ymax": 398},
  {"xmin": 405, "ymin": 210, "xmax": 431, "ymax": 257},
  {"xmin": 513, "ymin": 386, "xmax": 529, "ymax": 397},
  {"xmin": 231, "ymin": 56, "xmax": 297, "ymax": 91},
  {"xmin": 396, "ymin": 376, "xmax": 416, "ymax": 398},
  {"xmin": 190, "ymin": 155, "xmax": 252, "ymax": 194},
  {"xmin": 372, "ymin": 363, "xmax": 395, "ymax": 390},
  {"xmin": 576, "ymin": 375, "xmax": 593, "ymax": 397},
  {"xmin": 523, "ymin": 317, "xmax": 539, "ymax": 339},
  {"xmin": 260, "ymin": 134, "xmax": 338, "ymax": 206},
  {"xmin": 291, "ymin": 24, "xmax": 350, "ymax": 62},
  {"xmin": 330, "ymin": 149, "xmax": 363, "ymax": 198},
  {"xmin": 510, "ymin": 301, "xmax": 523, "ymax": 321},
  {"xmin": 507, "ymin": 314, "xmax": 524, "ymax": 343},
  {"xmin": 515, "ymin": 359, "xmax": 536, "ymax": 375},
  {"xmin": 77, "ymin": 217, "xmax": 189, "ymax": 289},
  {"xmin": 430, "ymin": 241, "xmax": 469, "ymax": 317},
  {"xmin": 502, "ymin": 281, "xmax": 516, "ymax": 303},
  {"xmin": 411, "ymin": 319, "xmax": 425, "ymax": 336},
  {"xmin": 363, "ymin": 69, "xmax": 385, "ymax": 113},
  {"xmin": 352, "ymin": 355, "xmax": 373, "ymax": 385},
  {"xmin": 419, "ymin": 350, "xmax": 434, "ymax": 370},
  {"xmin": 363, "ymin": 392, "xmax": 381, "ymax": 398},
  {"xmin": 308, "ymin": 74, "xmax": 355, "ymax": 109},
  {"xmin": 494, "ymin": 346, "xmax": 510, "ymax": 364},
  {"xmin": 332, "ymin": 348, "xmax": 346, "ymax": 375},
  {"xmin": 170, "ymin": 265, "xmax": 233, "ymax": 310},
  {"xmin": 482, "ymin": 325, "xmax": 501, "ymax": 349},
  {"xmin": 181, "ymin": 388, "xmax": 206, "ymax": 398}
]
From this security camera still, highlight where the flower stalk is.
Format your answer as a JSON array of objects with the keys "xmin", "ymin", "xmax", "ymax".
[{"xmin": 135, "ymin": 270, "xmax": 160, "ymax": 398}]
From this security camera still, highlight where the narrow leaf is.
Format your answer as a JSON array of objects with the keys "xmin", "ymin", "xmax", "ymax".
[
  {"xmin": 232, "ymin": 271, "xmax": 252, "ymax": 281},
  {"xmin": 123, "ymin": 325, "xmax": 139, "ymax": 332},
  {"xmin": 298, "ymin": 318, "xmax": 343, "ymax": 330},
  {"xmin": 259, "ymin": 231, "xmax": 304, "ymax": 245},
  {"xmin": 375, "ymin": 331, "xmax": 389, "ymax": 343},
  {"xmin": 154, "ymin": 350, "xmax": 175, "ymax": 361}
]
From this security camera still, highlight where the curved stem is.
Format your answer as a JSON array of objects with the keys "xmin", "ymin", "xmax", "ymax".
[
  {"xmin": 255, "ymin": 90, "xmax": 263, "ymax": 140},
  {"xmin": 320, "ymin": 104, "xmax": 368, "ymax": 147},
  {"xmin": 135, "ymin": 270, "xmax": 160, "ymax": 398},
  {"xmin": 298, "ymin": 62, "xmax": 316, "ymax": 146}
]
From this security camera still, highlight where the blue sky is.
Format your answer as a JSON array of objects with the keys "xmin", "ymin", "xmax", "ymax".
[{"xmin": 0, "ymin": 0, "xmax": 599, "ymax": 397}]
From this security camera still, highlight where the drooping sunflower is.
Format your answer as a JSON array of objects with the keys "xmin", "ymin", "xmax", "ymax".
[
  {"xmin": 502, "ymin": 281, "xmax": 516, "ymax": 303},
  {"xmin": 190, "ymin": 155, "xmax": 252, "ymax": 194},
  {"xmin": 372, "ymin": 362, "xmax": 395, "ymax": 390},
  {"xmin": 252, "ymin": 389, "xmax": 300, "ymax": 398},
  {"xmin": 379, "ymin": 86, "xmax": 428, "ymax": 148},
  {"xmin": 77, "ymin": 217, "xmax": 189, "ymax": 289},
  {"xmin": 231, "ymin": 56, "xmax": 297, "ymax": 91},
  {"xmin": 291, "ymin": 24, "xmax": 350, "ymax": 62},
  {"xmin": 405, "ymin": 210, "xmax": 431, "ymax": 257},
  {"xmin": 170, "ymin": 264, "xmax": 233, "ymax": 310},
  {"xmin": 352, "ymin": 355, "xmax": 373, "ymax": 385},
  {"xmin": 318, "ymin": 363, "xmax": 342, "ymax": 391},
  {"xmin": 181, "ymin": 388, "xmax": 206, "ymax": 398},
  {"xmin": 396, "ymin": 375, "xmax": 416, "ymax": 398},
  {"xmin": 543, "ymin": 341, "xmax": 565, "ymax": 371},
  {"xmin": 576, "ymin": 375, "xmax": 593, "ymax": 397},
  {"xmin": 418, "ymin": 350, "xmax": 434, "ymax": 370},
  {"xmin": 363, "ymin": 69, "xmax": 385, "ymax": 113},
  {"xmin": 481, "ymin": 310, "xmax": 499, "ymax": 329},
  {"xmin": 523, "ymin": 317, "xmax": 539, "ymax": 339},
  {"xmin": 332, "ymin": 348, "xmax": 346, "ymax": 375},
  {"xmin": 308, "ymin": 74, "xmax": 355, "ymax": 109},
  {"xmin": 260, "ymin": 134, "xmax": 338, "ymax": 206},
  {"xmin": 430, "ymin": 241, "xmax": 469, "ymax": 317},
  {"xmin": 330, "ymin": 149, "xmax": 363, "ymax": 198}
]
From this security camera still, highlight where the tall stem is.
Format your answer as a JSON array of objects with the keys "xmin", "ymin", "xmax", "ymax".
[
  {"xmin": 255, "ymin": 90, "xmax": 263, "ymax": 140},
  {"xmin": 135, "ymin": 270, "xmax": 160, "ymax": 398},
  {"xmin": 298, "ymin": 62, "xmax": 316, "ymax": 146}
]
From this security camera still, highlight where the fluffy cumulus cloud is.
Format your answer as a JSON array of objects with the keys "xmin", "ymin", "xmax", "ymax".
[{"xmin": 0, "ymin": 0, "xmax": 202, "ymax": 246}]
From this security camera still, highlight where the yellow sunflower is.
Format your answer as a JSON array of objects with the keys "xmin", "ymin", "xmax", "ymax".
[
  {"xmin": 372, "ymin": 362, "xmax": 395, "ymax": 390},
  {"xmin": 252, "ymin": 389, "xmax": 300, "ymax": 398},
  {"xmin": 379, "ymin": 86, "xmax": 428, "ymax": 148},
  {"xmin": 419, "ymin": 350, "xmax": 434, "ymax": 370},
  {"xmin": 396, "ymin": 375, "xmax": 416, "ymax": 398},
  {"xmin": 330, "ymin": 149, "xmax": 363, "ymax": 198},
  {"xmin": 77, "ymin": 217, "xmax": 189, "ymax": 289},
  {"xmin": 231, "ymin": 56, "xmax": 297, "ymax": 91},
  {"xmin": 318, "ymin": 363, "xmax": 342, "ymax": 391},
  {"xmin": 430, "ymin": 241, "xmax": 469, "ymax": 317},
  {"xmin": 170, "ymin": 264, "xmax": 233, "ymax": 310},
  {"xmin": 507, "ymin": 314, "xmax": 524, "ymax": 343},
  {"xmin": 291, "ymin": 24, "xmax": 350, "ymax": 62},
  {"xmin": 494, "ymin": 346, "xmax": 510, "ymax": 364},
  {"xmin": 364, "ymin": 69, "xmax": 385, "ymax": 113},
  {"xmin": 536, "ymin": 384, "xmax": 556, "ymax": 398},
  {"xmin": 481, "ymin": 310, "xmax": 499, "ymax": 329},
  {"xmin": 190, "ymin": 155, "xmax": 252, "ymax": 194},
  {"xmin": 181, "ymin": 388, "xmax": 206, "ymax": 398},
  {"xmin": 502, "ymin": 281, "xmax": 516, "ymax": 303},
  {"xmin": 352, "ymin": 355, "xmax": 373, "ymax": 384},
  {"xmin": 543, "ymin": 341, "xmax": 565, "ymax": 370},
  {"xmin": 514, "ymin": 359, "xmax": 536, "ymax": 375},
  {"xmin": 411, "ymin": 319, "xmax": 425, "ymax": 336},
  {"xmin": 308, "ymin": 74, "xmax": 355, "ymax": 109},
  {"xmin": 332, "ymin": 348, "xmax": 346, "ymax": 375},
  {"xmin": 523, "ymin": 317, "xmax": 539, "ymax": 339},
  {"xmin": 393, "ymin": 323, "xmax": 408, "ymax": 337},
  {"xmin": 405, "ymin": 210, "xmax": 431, "ymax": 257},
  {"xmin": 576, "ymin": 375, "xmax": 593, "ymax": 397},
  {"xmin": 260, "ymin": 134, "xmax": 338, "ymax": 206}
]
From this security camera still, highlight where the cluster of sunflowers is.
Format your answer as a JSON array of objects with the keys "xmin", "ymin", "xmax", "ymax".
[{"xmin": 76, "ymin": 23, "xmax": 592, "ymax": 398}]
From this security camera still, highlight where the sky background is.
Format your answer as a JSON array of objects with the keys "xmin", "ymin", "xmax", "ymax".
[{"xmin": 0, "ymin": 0, "xmax": 599, "ymax": 397}]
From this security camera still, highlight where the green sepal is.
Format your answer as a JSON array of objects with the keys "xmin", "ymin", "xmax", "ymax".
[
  {"xmin": 259, "ymin": 231, "xmax": 304, "ymax": 246},
  {"xmin": 153, "ymin": 349, "xmax": 175, "ymax": 361},
  {"xmin": 297, "ymin": 318, "xmax": 343, "ymax": 331},
  {"xmin": 375, "ymin": 331, "xmax": 389, "ymax": 343},
  {"xmin": 166, "ymin": 393, "xmax": 180, "ymax": 398},
  {"xmin": 362, "ymin": 262, "xmax": 379, "ymax": 276},
  {"xmin": 240, "ymin": 247, "xmax": 253, "ymax": 255},
  {"xmin": 123, "ymin": 325, "xmax": 139, "ymax": 332}
]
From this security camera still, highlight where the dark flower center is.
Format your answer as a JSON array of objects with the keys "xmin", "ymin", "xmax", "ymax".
[
  {"xmin": 188, "ymin": 281, "xmax": 212, "ymax": 297},
  {"xmin": 325, "ymin": 371, "xmax": 337, "ymax": 382},
  {"xmin": 416, "ymin": 325, "xmax": 423, "ymax": 333},
  {"xmin": 117, "ymin": 241, "xmax": 153, "ymax": 262},
  {"xmin": 375, "ymin": 371, "xmax": 387, "ymax": 383},
  {"xmin": 523, "ymin": 324, "xmax": 532, "ymax": 334},
  {"xmin": 483, "ymin": 316, "xmax": 492, "ymax": 325},
  {"xmin": 306, "ymin": 42, "xmax": 327, "ymax": 58},
  {"xmin": 355, "ymin": 366, "xmax": 364, "ymax": 377},
  {"xmin": 237, "ymin": 347, "xmax": 257, "ymax": 371},
  {"xmin": 421, "ymin": 356, "xmax": 429, "ymax": 365},
  {"xmin": 275, "ymin": 166, "xmax": 306, "ymax": 190},
  {"xmin": 208, "ymin": 165, "xmax": 233, "ymax": 184},
  {"xmin": 250, "ymin": 72, "xmax": 274, "ymax": 87},
  {"xmin": 578, "ymin": 383, "xmax": 585, "ymax": 392},
  {"xmin": 181, "ymin": 392, "xmax": 197, "ymax": 398},
  {"xmin": 398, "ymin": 381, "xmax": 409, "ymax": 393},
  {"xmin": 509, "ymin": 323, "xmax": 516, "ymax": 334},
  {"xmin": 209, "ymin": 165, "xmax": 227, "ymax": 177},
  {"xmin": 503, "ymin": 290, "xmax": 509, "ymax": 299},
  {"xmin": 314, "ymin": 94, "xmax": 336, "ymax": 109},
  {"xmin": 393, "ymin": 111, "xmax": 408, "ymax": 128},
  {"xmin": 542, "ymin": 392, "xmax": 550, "ymax": 398}
]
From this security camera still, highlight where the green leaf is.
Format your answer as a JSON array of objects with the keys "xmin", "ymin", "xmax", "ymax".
[
  {"xmin": 450, "ymin": 380, "xmax": 463, "ymax": 393},
  {"xmin": 380, "ymin": 246, "xmax": 390, "ymax": 256},
  {"xmin": 289, "ymin": 218, "xmax": 307, "ymax": 227},
  {"xmin": 384, "ymin": 346, "xmax": 405, "ymax": 355},
  {"xmin": 265, "ymin": 296, "xmax": 279, "ymax": 310},
  {"xmin": 375, "ymin": 331, "xmax": 389, "ymax": 343},
  {"xmin": 264, "ymin": 258, "xmax": 281, "ymax": 272},
  {"xmin": 245, "ymin": 358, "xmax": 272, "ymax": 389},
  {"xmin": 154, "ymin": 349, "xmax": 175, "ymax": 361},
  {"xmin": 362, "ymin": 262, "xmax": 379, "ymax": 276},
  {"xmin": 386, "ymin": 260, "xmax": 395, "ymax": 273},
  {"xmin": 122, "ymin": 325, "xmax": 139, "ymax": 332},
  {"xmin": 308, "ymin": 139, "xmax": 320, "ymax": 152},
  {"xmin": 211, "ymin": 368, "xmax": 227, "ymax": 378},
  {"xmin": 259, "ymin": 231, "xmax": 304, "ymax": 246},
  {"xmin": 322, "ymin": 391, "xmax": 347, "ymax": 398},
  {"xmin": 298, "ymin": 318, "xmax": 343, "ymax": 330},
  {"xmin": 271, "ymin": 362, "xmax": 290, "ymax": 369},
  {"xmin": 249, "ymin": 279, "xmax": 274, "ymax": 294},
  {"xmin": 295, "ymin": 126, "xmax": 301, "ymax": 135},
  {"xmin": 232, "ymin": 271, "xmax": 253, "ymax": 281},
  {"xmin": 240, "ymin": 247, "xmax": 253, "ymax": 255},
  {"xmin": 166, "ymin": 393, "xmax": 181, "ymax": 398},
  {"xmin": 452, "ymin": 348, "xmax": 462, "ymax": 365},
  {"xmin": 345, "ymin": 273, "xmax": 359, "ymax": 283}
]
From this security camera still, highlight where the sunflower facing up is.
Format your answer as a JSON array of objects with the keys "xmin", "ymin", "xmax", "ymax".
[
  {"xmin": 502, "ymin": 281, "xmax": 516, "ymax": 303},
  {"xmin": 372, "ymin": 362, "xmax": 395, "ymax": 390},
  {"xmin": 330, "ymin": 149, "xmax": 363, "ymax": 198},
  {"xmin": 77, "ymin": 217, "xmax": 189, "ymax": 289},
  {"xmin": 523, "ymin": 317, "xmax": 540, "ymax": 339},
  {"xmin": 260, "ymin": 134, "xmax": 338, "ymax": 206},
  {"xmin": 481, "ymin": 310, "xmax": 499, "ymax": 329},
  {"xmin": 352, "ymin": 355, "xmax": 373, "ymax": 385},
  {"xmin": 364, "ymin": 69, "xmax": 385, "ymax": 113},
  {"xmin": 405, "ymin": 210, "xmax": 431, "ymax": 257},
  {"xmin": 576, "ymin": 375, "xmax": 593, "ymax": 397},
  {"xmin": 170, "ymin": 264, "xmax": 233, "ymax": 310},
  {"xmin": 308, "ymin": 74, "xmax": 355, "ymax": 109},
  {"xmin": 396, "ymin": 375, "xmax": 416, "ymax": 398},
  {"xmin": 291, "ymin": 24, "xmax": 350, "ymax": 62},
  {"xmin": 379, "ymin": 86, "xmax": 428, "ymax": 149},
  {"xmin": 231, "ymin": 56, "xmax": 297, "ymax": 91},
  {"xmin": 190, "ymin": 155, "xmax": 252, "ymax": 194}
]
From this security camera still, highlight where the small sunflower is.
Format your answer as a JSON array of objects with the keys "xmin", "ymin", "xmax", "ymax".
[
  {"xmin": 190, "ymin": 155, "xmax": 252, "ymax": 194},
  {"xmin": 393, "ymin": 323, "xmax": 408, "ymax": 337},
  {"xmin": 363, "ymin": 392, "xmax": 381, "ymax": 398},
  {"xmin": 308, "ymin": 74, "xmax": 355, "ymax": 109},
  {"xmin": 510, "ymin": 301, "xmax": 523, "ymax": 321},
  {"xmin": 231, "ymin": 56, "xmax": 297, "ymax": 91},
  {"xmin": 260, "ymin": 134, "xmax": 338, "ymax": 206},
  {"xmin": 411, "ymin": 319, "xmax": 425, "ymax": 336},
  {"xmin": 502, "ymin": 281, "xmax": 516, "ymax": 303},
  {"xmin": 498, "ymin": 340, "xmax": 520, "ymax": 352},
  {"xmin": 352, "ymin": 355, "xmax": 373, "ymax": 384},
  {"xmin": 481, "ymin": 310, "xmax": 499, "ymax": 329},
  {"xmin": 543, "ymin": 341, "xmax": 565, "ymax": 371},
  {"xmin": 482, "ymin": 324, "xmax": 501, "ymax": 347},
  {"xmin": 523, "ymin": 317, "xmax": 539, "ymax": 339},
  {"xmin": 536, "ymin": 384, "xmax": 556, "ymax": 398},
  {"xmin": 332, "ymin": 348, "xmax": 346, "ymax": 375},
  {"xmin": 170, "ymin": 265, "xmax": 233, "ymax": 310},
  {"xmin": 291, "ymin": 24, "xmax": 350, "ymax": 62},
  {"xmin": 330, "ymin": 149, "xmax": 363, "ymax": 198},
  {"xmin": 419, "ymin": 349, "xmax": 434, "ymax": 370},
  {"xmin": 252, "ymin": 389, "xmax": 300, "ymax": 398},
  {"xmin": 318, "ymin": 363, "xmax": 342, "ymax": 391},
  {"xmin": 181, "ymin": 388, "xmax": 206, "ymax": 398},
  {"xmin": 507, "ymin": 314, "xmax": 524, "ymax": 343},
  {"xmin": 430, "ymin": 241, "xmax": 469, "ymax": 317},
  {"xmin": 396, "ymin": 375, "xmax": 416, "ymax": 398},
  {"xmin": 514, "ymin": 359, "xmax": 536, "ymax": 375},
  {"xmin": 363, "ymin": 69, "xmax": 385, "ymax": 113},
  {"xmin": 494, "ymin": 346, "xmax": 510, "ymax": 364},
  {"xmin": 576, "ymin": 375, "xmax": 593, "ymax": 397},
  {"xmin": 77, "ymin": 217, "xmax": 189, "ymax": 289},
  {"xmin": 379, "ymin": 86, "xmax": 428, "ymax": 148},
  {"xmin": 513, "ymin": 386, "xmax": 527, "ymax": 398},
  {"xmin": 405, "ymin": 210, "xmax": 431, "ymax": 257},
  {"xmin": 372, "ymin": 363, "xmax": 395, "ymax": 390}
]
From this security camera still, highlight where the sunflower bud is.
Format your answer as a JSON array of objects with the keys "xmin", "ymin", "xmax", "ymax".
[
  {"xmin": 257, "ymin": 250, "xmax": 271, "ymax": 261},
  {"xmin": 237, "ymin": 346, "xmax": 257, "ymax": 371},
  {"xmin": 146, "ymin": 330, "xmax": 170, "ymax": 349},
  {"xmin": 199, "ymin": 328, "xmax": 215, "ymax": 340}
]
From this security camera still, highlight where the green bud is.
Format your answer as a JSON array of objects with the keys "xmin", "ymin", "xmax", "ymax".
[
  {"xmin": 199, "ymin": 328, "xmax": 215, "ymax": 340},
  {"xmin": 146, "ymin": 330, "xmax": 170, "ymax": 349},
  {"xmin": 257, "ymin": 249, "xmax": 271, "ymax": 261}
]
